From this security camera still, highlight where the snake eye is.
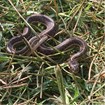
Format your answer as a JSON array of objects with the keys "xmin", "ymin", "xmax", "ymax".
[{"xmin": 68, "ymin": 59, "xmax": 79, "ymax": 73}]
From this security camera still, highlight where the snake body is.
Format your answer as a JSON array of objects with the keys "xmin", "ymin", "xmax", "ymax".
[
  {"xmin": 7, "ymin": 14, "xmax": 57, "ymax": 55},
  {"xmin": 6, "ymin": 13, "xmax": 87, "ymax": 73},
  {"xmin": 38, "ymin": 37, "xmax": 87, "ymax": 72}
]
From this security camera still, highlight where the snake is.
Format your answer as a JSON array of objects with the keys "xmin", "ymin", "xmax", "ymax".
[{"xmin": 6, "ymin": 13, "xmax": 87, "ymax": 73}]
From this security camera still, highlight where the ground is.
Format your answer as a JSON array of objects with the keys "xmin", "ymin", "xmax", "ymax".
[{"xmin": 0, "ymin": 0, "xmax": 105, "ymax": 105}]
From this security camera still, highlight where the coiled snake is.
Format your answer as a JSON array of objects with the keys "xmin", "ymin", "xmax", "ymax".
[{"xmin": 7, "ymin": 13, "xmax": 87, "ymax": 73}]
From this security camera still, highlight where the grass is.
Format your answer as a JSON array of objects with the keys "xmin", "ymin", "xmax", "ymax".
[{"xmin": 0, "ymin": 0, "xmax": 105, "ymax": 104}]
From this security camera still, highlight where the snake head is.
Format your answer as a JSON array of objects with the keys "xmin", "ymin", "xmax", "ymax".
[{"xmin": 68, "ymin": 59, "xmax": 79, "ymax": 73}]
